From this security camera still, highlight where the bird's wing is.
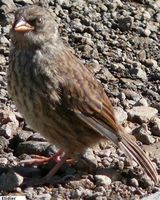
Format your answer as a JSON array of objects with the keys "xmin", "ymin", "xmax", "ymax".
[{"xmin": 57, "ymin": 53, "xmax": 159, "ymax": 183}]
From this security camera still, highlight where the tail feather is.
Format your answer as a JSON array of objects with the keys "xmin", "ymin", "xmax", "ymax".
[
  {"xmin": 75, "ymin": 112, "xmax": 159, "ymax": 183},
  {"xmin": 119, "ymin": 134, "xmax": 159, "ymax": 184}
]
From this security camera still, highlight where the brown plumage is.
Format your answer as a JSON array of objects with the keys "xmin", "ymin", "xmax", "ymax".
[{"xmin": 7, "ymin": 5, "xmax": 159, "ymax": 185}]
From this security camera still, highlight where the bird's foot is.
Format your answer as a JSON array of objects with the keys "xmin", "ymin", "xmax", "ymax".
[
  {"xmin": 19, "ymin": 149, "xmax": 63, "ymax": 166},
  {"xmin": 21, "ymin": 153, "xmax": 71, "ymax": 187}
]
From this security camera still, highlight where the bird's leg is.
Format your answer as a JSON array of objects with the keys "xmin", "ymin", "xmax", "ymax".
[
  {"xmin": 20, "ymin": 149, "xmax": 63, "ymax": 166},
  {"xmin": 22, "ymin": 152, "xmax": 69, "ymax": 186}
]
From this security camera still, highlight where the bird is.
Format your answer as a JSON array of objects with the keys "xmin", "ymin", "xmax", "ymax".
[{"xmin": 7, "ymin": 5, "xmax": 159, "ymax": 185}]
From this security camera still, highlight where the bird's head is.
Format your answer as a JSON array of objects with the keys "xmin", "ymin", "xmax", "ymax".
[{"xmin": 11, "ymin": 5, "xmax": 59, "ymax": 49}]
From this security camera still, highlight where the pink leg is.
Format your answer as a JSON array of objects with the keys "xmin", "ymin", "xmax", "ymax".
[
  {"xmin": 20, "ymin": 149, "xmax": 63, "ymax": 166},
  {"xmin": 22, "ymin": 152, "xmax": 68, "ymax": 186}
]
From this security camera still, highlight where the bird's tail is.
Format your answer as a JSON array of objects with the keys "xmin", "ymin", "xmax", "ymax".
[
  {"xmin": 75, "ymin": 112, "xmax": 159, "ymax": 183},
  {"xmin": 119, "ymin": 132, "xmax": 159, "ymax": 184}
]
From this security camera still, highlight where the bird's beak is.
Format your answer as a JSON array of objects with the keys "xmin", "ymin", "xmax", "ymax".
[{"xmin": 14, "ymin": 18, "xmax": 34, "ymax": 32}]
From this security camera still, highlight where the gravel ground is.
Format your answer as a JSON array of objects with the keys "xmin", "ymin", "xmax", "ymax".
[{"xmin": 0, "ymin": 0, "xmax": 160, "ymax": 199}]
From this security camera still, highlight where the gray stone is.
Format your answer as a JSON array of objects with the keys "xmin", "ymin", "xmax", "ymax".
[
  {"xmin": 0, "ymin": 122, "xmax": 18, "ymax": 139},
  {"xmin": 151, "ymin": 117, "xmax": 160, "ymax": 137},
  {"xmin": 16, "ymin": 141, "xmax": 50, "ymax": 156},
  {"xmin": 15, "ymin": 130, "xmax": 33, "ymax": 143},
  {"xmin": 133, "ymin": 125, "xmax": 155, "ymax": 145},
  {"xmin": 0, "ymin": 55, "xmax": 6, "ymax": 66},
  {"xmin": 141, "ymin": 191, "xmax": 160, "ymax": 200},
  {"xmin": 95, "ymin": 175, "xmax": 111, "ymax": 186},
  {"xmin": 83, "ymin": 148, "xmax": 98, "ymax": 166},
  {"xmin": 34, "ymin": 194, "xmax": 51, "ymax": 200},
  {"xmin": 144, "ymin": 59, "xmax": 158, "ymax": 69},
  {"xmin": 129, "ymin": 67, "xmax": 148, "ymax": 81},
  {"xmin": 0, "ymin": 170, "xmax": 23, "ymax": 191},
  {"xmin": 135, "ymin": 98, "xmax": 148, "ymax": 106},
  {"xmin": 123, "ymin": 89, "xmax": 140, "ymax": 101},
  {"xmin": 14, "ymin": 0, "xmax": 33, "ymax": 4},
  {"xmin": 0, "ymin": 109, "xmax": 18, "ymax": 125},
  {"xmin": 0, "ymin": 158, "xmax": 8, "ymax": 166},
  {"xmin": 142, "ymin": 11, "xmax": 151, "ymax": 20},
  {"xmin": 0, "ymin": 136, "xmax": 9, "ymax": 151},
  {"xmin": 130, "ymin": 178, "xmax": 139, "ymax": 187},
  {"xmin": 127, "ymin": 106, "xmax": 158, "ymax": 123},
  {"xmin": 118, "ymin": 17, "xmax": 133, "ymax": 31},
  {"xmin": 28, "ymin": 132, "xmax": 46, "ymax": 142},
  {"xmin": 114, "ymin": 106, "xmax": 128, "ymax": 124}
]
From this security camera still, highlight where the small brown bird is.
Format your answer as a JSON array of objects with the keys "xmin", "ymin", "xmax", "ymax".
[{"xmin": 7, "ymin": 5, "xmax": 159, "ymax": 185}]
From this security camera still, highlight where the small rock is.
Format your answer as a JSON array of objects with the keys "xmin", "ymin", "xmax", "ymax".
[
  {"xmin": 114, "ymin": 106, "xmax": 128, "ymax": 124},
  {"xmin": 123, "ymin": 89, "xmax": 140, "ymax": 101},
  {"xmin": 0, "ymin": 35, "xmax": 10, "ymax": 45},
  {"xmin": 0, "ymin": 158, "xmax": 8, "ymax": 166},
  {"xmin": 0, "ymin": 122, "xmax": 18, "ymax": 139},
  {"xmin": 34, "ymin": 194, "xmax": 51, "ymax": 200},
  {"xmin": 130, "ymin": 178, "xmax": 139, "ymax": 187},
  {"xmin": 83, "ymin": 148, "xmax": 98, "ymax": 167},
  {"xmin": 71, "ymin": 18, "xmax": 84, "ymax": 32},
  {"xmin": 14, "ymin": 0, "xmax": 33, "ymax": 5},
  {"xmin": 0, "ymin": 136, "xmax": 9, "ymax": 151},
  {"xmin": 15, "ymin": 130, "xmax": 33, "ymax": 143},
  {"xmin": 141, "ymin": 191, "xmax": 160, "ymax": 200},
  {"xmin": 0, "ymin": 109, "xmax": 18, "ymax": 125},
  {"xmin": 16, "ymin": 141, "xmax": 50, "ymax": 156},
  {"xmin": 138, "ymin": 27, "xmax": 151, "ymax": 37},
  {"xmin": 129, "ymin": 67, "xmax": 148, "ymax": 81},
  {"xmin": 112, "ymin": 63, "xmax": 125, "ymax": 70},
  {"xmin": 144, "ymin": 59, "xmax": 158, "ymax": 69},
  {"xmin": 9, "ymin": 130, "xmax": 33, "ymax": 149},
  {"xmin": 96, "ymin": 68, "xmax": 116, "ymax": 82},
  {"xmin": 132, "ymin": 125, "xmax": 155, "ymax": 145},
  {"xmin": 142, "ymin": 11, "xmax": 151, "ymax": 20},
  {"xmin": 0, "ymin": 170, "xmax": 23, "ymax": 191},
  {"xmin": 89, "ymin": 60, "xmax": 101, "ymax": 74},
  {"xmin": 28, "ymin": 132, "xmax": 46, "ymax": 142},
  {"xmin": 150, "ymin": 117, "xmax": 160, "ymax": 137},
  {"xmin": 44, "ymin": 145, "xmax": 58, "ymax": 156},
  {"xmin": 138, "ymin": 50, "xmax": 146, "ymax": 62},
  {"xmin": 0, "ymin": 55, "xmax": 6, "ymax": 66},
  {"xmin": 127, "ymin": 106, "xmax": 158, "ymax": 123},
  {"xmin": 95, "ymin": 175, "xmax": 111, "ymax": 186},
  {"xmin": 118, "ymin": 16, "xmax": 133, "ymax": 31},
  {"xmin": 72, "ymin": 187, "xmax": 93, "ymax": 198},
  {"xmin": 135, "ymin": 98, "xmax": 148, "ymax": 106}
]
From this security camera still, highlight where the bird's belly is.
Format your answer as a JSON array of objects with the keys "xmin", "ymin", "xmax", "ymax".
[
  {"xmin": 9, "ymin": 83, "xmax": 103, "ymax": 153},
  {"xmin": 8, "ymin": 67, "xmax": 103, "ymax": 155}
]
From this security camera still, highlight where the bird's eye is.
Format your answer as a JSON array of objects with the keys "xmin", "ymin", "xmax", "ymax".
[
  {"xmin": 28, "ymin": 19, "xmax": 36, "ymax": 26},
  {"xmin": 37, "ymin": 17, "xmax": 43, "ymax": 24},
  {"xmin": 27, "ymin": 17, "xmax": 43, "ymax": 26}
]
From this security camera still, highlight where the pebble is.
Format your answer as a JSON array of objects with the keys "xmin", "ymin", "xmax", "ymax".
[
  {"xmin": 0, "ymin": 170, "xmax": 23, "ymax": 191},
  {"xmin": 129, "ymin": 67, "xmax": 148, "ymax": 81},
  {"xmin": 118, "ymin": 16, "xmax": 133, "ymax": 31},
  {"xmin": 135, "ymin": 98, "xmax": 148, "ymax": 106},
  {"xmin": 0, "ymin": 157, "xmax": 8, "ymax": 166},
  {"xmin": 130, "ymin": 178, "xmax": 139, "ymax": 187},
  {"xmin": 16, "ymin": 141, "xmax": 50, "ymax": 156},
  {"xmin": 0, "ymin": 109, "xmax": 18, "ymax": 125},
  {"xmin": 114, "ymin": 106, "xmax": 128, "ymax": 124},
  {"xmin": 151, "ymin": 117, "xmax": 160, "ymax": 137},
  {"xmin": 34, "ymin": 194, "xmax": 52, "ymax": 200},
  {"xmin": 132, "ymin": 125, "xmax": 155, "ymax": 144},
  {"xmin": 144, "ymin": 59, "xmax": 158, "ymax": 69},
  {"xmin": 0, "ymin": 136, "xmax": 9, "ymax": 151},
  {"xmin": 127, "ymin": 106, "xmax": 158, "ymax": 123},
  {"xmin": 95, "ymin": 175, "xmax": 112, "ymax": 186},
  {"xmin": 141, "ymin": 191, "xmax": 160, "ymax": 200}
]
